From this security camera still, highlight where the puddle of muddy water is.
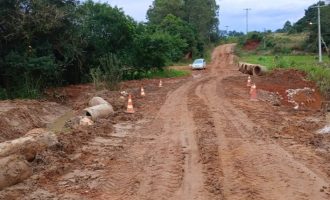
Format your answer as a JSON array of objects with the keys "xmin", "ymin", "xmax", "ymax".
[{"xmin": 47, "ymin": 110, "xmax": 75, "ymax": 133}]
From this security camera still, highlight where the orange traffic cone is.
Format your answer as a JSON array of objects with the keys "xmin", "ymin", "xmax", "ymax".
[
  {"xmin": 141, "ymin": 87, "xmax": 146, "ymax": 97},
  {"xmin": 126, "ymin": 94, "xmax": 135, "ymax": 113},
  {"xmin": 250, "ymin": 84, "xmax": 258, "ymax": 101},
  {"xmin": 159, "ymin": 80, "xmax": 163, "ymax": 88},
  {"xmin": 247, "ymin": 76, "xmax": 251, "ymax": 87}
]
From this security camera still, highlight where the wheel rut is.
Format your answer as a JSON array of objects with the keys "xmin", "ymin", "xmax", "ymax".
[
  {"xmin": 187, "ymin": 78, "xmax": 224, "ymax": 199},
  {"xmin": 97, "ymin": 44, "xmax": 330, "ymax": 200}
]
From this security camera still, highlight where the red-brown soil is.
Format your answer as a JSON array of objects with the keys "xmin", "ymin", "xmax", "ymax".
[
  {"xmin": 0, "ymin": 44, "xmax": 329, "ymax": 199},
  {"xmin": 244, "ymin": 40, "xmax": 260, "ymax": 51},
  {"xmin": 253, "ymin": 69, "xmax": 322, "ymax": 109},
  {"xmin": 0, "ymin": 100, "xmax": 69, "ymax": 142}
]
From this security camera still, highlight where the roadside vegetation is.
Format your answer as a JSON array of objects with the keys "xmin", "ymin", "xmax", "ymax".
[
  {"xmin": 0, "ymin": 0, "xmax": 220, "ymax": 99},
  {"xmin": 234, "ymin": 1, "xmax": 330, "ymax": 97},
  {"xmin": 146, "ymin": 68, "xmax": 191, "ymax": 79},
  {"xmin": 241, "ymin": 54, "xmax": 330, "ymax": 96}
]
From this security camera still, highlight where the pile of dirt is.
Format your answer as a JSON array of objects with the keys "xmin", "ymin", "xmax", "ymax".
[
  {"xmin": 0, "ymin": 75, "xmax": 190, "ymax": 198},
  {"xmin": 223, "ymin": 69, "xmax": 330, "ymax": 177},
  {"xmin": 45, "ymin": 84, "xmax": 94, "ymax": 105},
  {"xmin": 0, "ymin": 100, "xmax": 69, "ymax": 142},
  {"xmin": 254, "ymin": 69, "xmax": 323, "ymax": 110},
  {"xmin": 244, "ymin": 40, "xmax": 260, "ymax": 51}
]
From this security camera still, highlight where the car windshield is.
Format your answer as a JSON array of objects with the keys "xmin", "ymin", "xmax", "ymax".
[{"xmin": 193, "ymin": 59, "xmax": 204, "ymax": 64}]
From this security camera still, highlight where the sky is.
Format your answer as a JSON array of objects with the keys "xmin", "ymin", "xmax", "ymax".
[{"xmin": 100, "ymin": 0, "xmax": 319, "ymax": 33}]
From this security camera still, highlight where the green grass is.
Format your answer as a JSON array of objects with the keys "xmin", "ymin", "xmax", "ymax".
[
  {"xmin": 241, "ymin": 54, "xmax": 330, "ymax": 97},
  {"xmin": 242, "ymin": 55, "xmax": 329, "ymax": 69},
  {"xmin": 146, "ymin": 68, "xmax": 191, "ymax": 79},
  {"xmin": 271, "ymin": 33, "xmax": 308, "ymax": 43}
]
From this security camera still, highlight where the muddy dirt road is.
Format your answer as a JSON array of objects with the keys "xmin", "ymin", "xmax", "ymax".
[
  {"xmin": 97, "ymin": 44, "xmax": 329, "ymax": 199},
  {"xmin": 1, "ymin": 44, "xmax": 329, "ymax": 199}
]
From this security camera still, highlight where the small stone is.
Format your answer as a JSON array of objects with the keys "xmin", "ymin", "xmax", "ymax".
[{"xmin": 80, "ymin": 116, "xmax": 94, "ymax": 126}]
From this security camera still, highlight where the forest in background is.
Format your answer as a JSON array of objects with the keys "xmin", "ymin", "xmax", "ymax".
[{"xmin": 0, "ymin": 0, "xmax": 219, "ymax": 99}]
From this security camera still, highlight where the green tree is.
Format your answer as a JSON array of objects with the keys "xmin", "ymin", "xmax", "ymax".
[
  {"xmin": 147, "ymin": 0, "xmax": 185, "ymax": 24},
  {"xmin": 283, "ymin": 21, "xmax": 293, "ymax": 33},
  {"xmin": 158, "ymin": 14, "xmax": 198, "ymax": 56},
  {"xmin": 133, "ymin": 27, "xmax": 187, "ymax": 70},
  {"xmin": 291, "ymin": 1, "xmax": 330, "ymax": 52},
  {"xmin": 0, "ymin": 0, "xmax": 79, "ymax": 97},
  {"xmin": 183, "ymin": 0, "xmax": 219, "ymax": 42},
  {"xmin": 77, "ymin": 1, "xmax": 137, "ymax": 66},
  {"xmin": 147, "ymin": 0, "xmax": 220, "ymax": 43}
]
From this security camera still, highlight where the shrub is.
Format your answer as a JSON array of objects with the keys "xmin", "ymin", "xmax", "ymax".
[
  {"xmin": 90, "ymin": 67, "xmax": 104, "ymax": 90},
  {"xmin": 0, "ymin": 88, "xmax": 8, "ymax": 100},
  {"xmin": 99, "ymin": 53, "xmax": 123, "ymax": 90}
]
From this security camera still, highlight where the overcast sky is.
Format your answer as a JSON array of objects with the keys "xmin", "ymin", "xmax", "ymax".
[{"xmin": 101, "ymin": 0, "xmax": 319, "ymax": 32}]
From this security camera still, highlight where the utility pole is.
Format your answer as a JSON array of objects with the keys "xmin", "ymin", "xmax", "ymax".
[
  {"xmin": 263, "ymin": 28, "xmax": 266, "ymax": 49},
  {"xmin": 312, "ymin": 1, "xmax": 325, "ymax": 63},
  {"xmin": 225, "ymin": 25, "xmax": 229, "ymax": 36},
  {"xmin": 244, "ymin": 8, "xmax": 251, "ymax": 34},
  {"xmin": 317, "ymin": 3, "xmax": 322, "ymax": 63}
]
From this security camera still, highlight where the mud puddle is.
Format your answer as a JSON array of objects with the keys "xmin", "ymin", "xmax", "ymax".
[{"xmin": 47, "ymin": 110, "xmax": 75, "ymax": 133}]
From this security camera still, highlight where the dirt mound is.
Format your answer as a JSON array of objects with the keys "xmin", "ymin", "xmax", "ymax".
[
  {"xmin": 0, "ymin": 74, "xmax": 189, "ymax": 198},
  {"xmin": 45, "ymin": 84, "xmax": 95, "ymax": 107},
  {"xmin": 0, "ymin": 100, "xmax": 69, "ymax": 142},
  {"xmin": 244, "ymin": 40, "xmax": 260, "ymax": 51},
  {"xmin": 223, "ymin": 69, "xmax": 330, "ymax": 178},
  {"xmin": 254, "ymin": 69, "xmax": 323, "ymax": 110}
]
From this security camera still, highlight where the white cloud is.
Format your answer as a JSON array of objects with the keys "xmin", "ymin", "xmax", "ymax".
[{"xmin": 218, "ymin": 0, "xmax": 318, "ymax": 32}]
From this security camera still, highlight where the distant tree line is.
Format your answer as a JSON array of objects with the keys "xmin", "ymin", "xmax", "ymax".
[
  {"xmin": 0, "ymin": 0, "xmax": 220, "ymax": 99},
  {"xmin": 276, "ymin": 1, "xmax": 330, "ymax": 53}
]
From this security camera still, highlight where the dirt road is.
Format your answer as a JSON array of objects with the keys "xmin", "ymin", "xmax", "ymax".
[
  {"xmin": 1, "ymin": 44, "xmax": 329, "ymax": 199},
  {"xmin": 96, "ymin": 44, "xmax": 329, "ymax": 199}
]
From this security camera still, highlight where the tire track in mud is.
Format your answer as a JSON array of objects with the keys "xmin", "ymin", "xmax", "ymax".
[
  {"xmin": 142, "ymin": 138, "xmax": 185, "ymax": 200},
  {"xmin": 187, "ymin": 78, "xmax": 224, "ymax": 200},
  {"xmin": 201, "ymin": 44, "xmax": 329, "ymax": 200},
  {"xmin": 193, "ymin": 77, "xmax": 264, "ymax": 200},
  {"xmin": 118, "ymin": 82, "xmax": 201, "ymax": 200}
]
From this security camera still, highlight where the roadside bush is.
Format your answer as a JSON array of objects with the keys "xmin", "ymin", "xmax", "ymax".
[
  {"xmin": 90, "ymin": 67, "xmax": 104, "ymax": 90},
  {"xmin": 247, "ymin": 32, "xmax": 263, "ymax": 41},
  {"xmin": 0, "ymin": 88, "xmax": 8, "ymax": 100},
  {"xmin": 273, "ymin": 46, "xmax": 291, "ymax": 54},
  {"xmin": 3, "ymin": 52, "xmax": 57, "ymax": 98},
  {"xmin": 99, "ymin": 53, "xmax": 123, "ymax": 90}
]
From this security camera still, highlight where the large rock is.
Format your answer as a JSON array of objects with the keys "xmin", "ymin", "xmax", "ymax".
[
  {"xmin": 0, "ymin": 155, "xmax": 32, "ymax": 190},
  {"xmin": 0, "ymin": 128, "xmax": 58, "ymax": 161}
]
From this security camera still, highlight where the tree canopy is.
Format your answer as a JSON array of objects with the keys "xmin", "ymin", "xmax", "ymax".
[
  {"xmin": 147, "ymin": 0, "xmax": 220, "ymax": 42},
  {"xmin": 0, "ymin": 0, "xmax": 220, "ymax": 99}
]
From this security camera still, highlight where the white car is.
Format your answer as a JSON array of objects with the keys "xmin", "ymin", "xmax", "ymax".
[{"xmin": 190, "ymin": 58, "xmax": 206, "ymax": 70}]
